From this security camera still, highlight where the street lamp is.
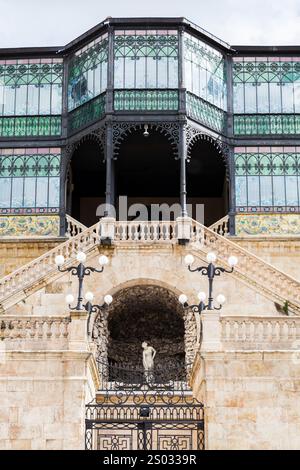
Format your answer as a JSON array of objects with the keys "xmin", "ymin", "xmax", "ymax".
[
  {"xmin": 55, "ymin": 251, "xmax": 109, "ymax": 311},
  {"xmin": 183, "ymin": 252, "xmax": 238, "ymax": 310}
]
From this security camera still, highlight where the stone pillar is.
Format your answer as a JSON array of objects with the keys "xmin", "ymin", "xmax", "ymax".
[
  {"xmin": 176, "ymin": 216, "xmax": 192, "ymax": 243},
  {"xmin": 200, "ymin": 311, "xmax": 222, "ymax": 352},
  {"xmin": 99, "ymin": 216, "xmax": 116, "ymax": 243}
]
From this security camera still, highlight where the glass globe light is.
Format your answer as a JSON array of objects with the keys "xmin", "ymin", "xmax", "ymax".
[
  {"xmin": 179, "ymin": 294, "xmax": 188, "ymax": 305},
  {"xmin": 197, "ymin": 291, "xmax": 206, "ymax": 302},
  {"xmin": 55, "ymin": 255, "xmax": 65, "ymax": 266},
  {"xmin": 76, "ymin": 251, "xmax": 86, "ymax": 263},
  {"xmin": 228, "ymin": 255, "xmax": 238, "ymax": 267},
  {"xmin": 206, "ymin": 252, "xmax": 217, "ymax": 263},
  {"xmin": 65, "ymin": 294, "xmax": 74, "ymax": 305},
  {"xmin": 85, "ymin": 291, "xmax": 94, "ymax": 302},
  {"xmin": 216, "ymin": 294, "xmax": 226, "ymax": 305},
  {"xmin": 99, "ymin": 255, "xmax": 109, "ymax": 266},
  {"xmin": 104, "ymin": 294, "xmax": 113, "ymax": 305},
  {"xmin": 184, "ymin": 254, "xmax": 194, "ymax": 266}
]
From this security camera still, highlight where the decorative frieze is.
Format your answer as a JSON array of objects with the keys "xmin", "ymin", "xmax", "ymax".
[
  {"xmin": 235, "ymin": 214, "xmax": 300, "ymax": 236},
  {"xmin": 0, "ymin": 215, "xmax": 60, "ymax": 237}
]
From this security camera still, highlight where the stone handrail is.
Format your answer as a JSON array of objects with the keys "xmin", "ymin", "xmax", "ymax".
[
  {"xmin": 208, "ymin": 215, "xmax": 229, "ymax": 236},
  {"xmin": 221, "ymin": 316, "xmax": 300, "ymax": 349},
  {"xmin": 190, "ymin": 220, "xmax": 300, "ymax": 315},
  {"xmin": 0, "ymin": 221, "xmax": 100, "ymax": 306},
  {"xmin": 65, "ymin": 214, "xmax": 87, "ymax": 238},
  {"xmin": 0, "ymin": 316, "xmax": 70, "ymax": 340},
  {"xmin": 115, "ymin": 221, "xmax": 176, "ymax": 241}
]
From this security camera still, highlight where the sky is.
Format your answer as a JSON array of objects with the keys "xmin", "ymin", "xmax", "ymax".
[{"xmin": 0, "ymin": 0, "xmax": 299, "ymax": 48}]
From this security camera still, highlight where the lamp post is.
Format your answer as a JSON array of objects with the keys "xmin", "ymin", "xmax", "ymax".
[
  {"xmin": 55, "ymin": 251, "xmax": 113, "ymax": 336},
  {"xmin": 178, "ymin": 252, "xmax": 238, "ymax": 345}
]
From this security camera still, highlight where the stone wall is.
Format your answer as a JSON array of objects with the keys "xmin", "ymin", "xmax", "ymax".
[
  {"xmin": 0, "ymin": 239, "xmax": 63, "ymax": 277},
  {"xmin": 191, "ymin": 313, "xmax": 300, "ymax": 450}
]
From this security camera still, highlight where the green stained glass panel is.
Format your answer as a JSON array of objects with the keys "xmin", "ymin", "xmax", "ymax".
[
  {"xmin": 186, "ymin": 92, "xmax": 226, "ymax": 134},
  {"xmin": 114, "ymin": 90, "xmax": 178, "ymax": 111}
]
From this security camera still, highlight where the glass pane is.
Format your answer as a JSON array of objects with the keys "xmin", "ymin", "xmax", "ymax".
[
  {"xmin": 23, "ymin": 177, "xmax": 36, "ymax": 207},
  {"xmin": 294, "ymin": 82, "xmax": 300, "ymax": 113},
  {"xmin": 260, "ymin": 176, "xmax": 272, "ymax": 206},
  {"xmin": 269, "ymin": 82, "xmax": 282, "ymax": 113},
  {"xmin": 48, "ymin": 177, "xmax": 60, "ymax": 207},
  {"xmin": 146, "ymin": 57, "xmax": 157, "ymax": 88},
  {"xmin": 233, "ymin": 83, "xmax": 244, "ymax": 113},
  {"xmin": 27, "ymin": 85, "xmax": 39, "ymax": 114},
  {"xmin": 247, "ymin": 176, "xmax": 260, "ymax": 206},
  {"xmin": 257, "ymin": 83, "xmax": 269, "ymax": 113},
  {"xmin": 185, "ymin": 61, "xmax": 192, "ymax": 92},
  {"xmin": 0, "ymin": 178, "xmax": 11, "ymax": 207},
  {"xmin": 3, "ymin": 87, "xmax": 15, "ymax": 115},
  {"xmin": 235, "ymin": 176, "xmax": 247, "ymax": 206},
  {"xmin": 135, "ymin": 57, "xmax": 146, "ymax": 88},
  {"xmin": 114, "ymin": 58, "xmax": 124, "ymax": 88},
  {"xmin": 124, "ymin": 57, "xmax": 135, "ymax": 88},
  {"xmin": 282, "ymin": 82, "xmax": 294, "ymax": 113},
  {"xmin": 168, "ymin": 58, "xmax": 178, "ymax": 88},
  {"xmin": 51, "ymin": 84, "xmax": 62, "ymax": 114},
  {"xmin": 244, "ymin": 82, "xmax": 257, "ymax": 113},
  {"xmin": 15, "ymin": 86, "xmax": 27, "ymax": 115},
  {"xmin": 36, "ymin": 178, "xmax": 48, "ymax": 207},
  {"xmin": 11, "ymin": 178, "xmax": 24, "ymax": 207},
  {"xmin": 39, "ymin": 84, "xmax": 51, "ymax": 114},
  {"xmin": 273, "ymin": 176, "xmax": 285, "ymax": 205},
  {"xmin": 286, "ymin": 176, "xmax": 298, "ymax": 205},
  {"xmin": 157, "ymin": 57, "xmax": 168, "ymax": 89}
]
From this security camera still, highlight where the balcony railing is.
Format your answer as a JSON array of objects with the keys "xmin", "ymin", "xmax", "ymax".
[{"xmin": 114, "ymin": 89, "xmax": 179, "ymax": 111}]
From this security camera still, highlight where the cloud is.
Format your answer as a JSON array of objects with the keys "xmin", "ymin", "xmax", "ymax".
[{"xmin": 0, "ymin": 0, "xmax": 299, "ymax": 47}]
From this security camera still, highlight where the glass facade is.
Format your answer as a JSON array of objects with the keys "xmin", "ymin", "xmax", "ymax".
[
  {"xmin": 0, "ymin": 20, "xmax": 299, "ymax": 236},
  {"xmin": 114, "ymin": 30, "xmax": 178, "ymax": 90},
  {"xmin": 68, "ymin": 34, "xmax": 108, "ymax": 111},
  {"xmin": 0, "ymin": 58, "xmax": 63, "ymax": 137},
  {"xmin": 184, "ymin": 33, "xmax": 227, "ymax": 111},
  {"xmin": 233, "ymin": 57, "xmax": 300, "ymax": 135},
  {"xmin": 235, "ymin": 147, "xmax": 300, "ymax": 212},
  {"xmin": 0, "ymin": 148, "xmax": 61, "ymax": 214}
]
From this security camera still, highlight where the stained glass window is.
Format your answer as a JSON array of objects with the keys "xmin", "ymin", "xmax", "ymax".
[
  {"xmin": 235, "ymin": 147, "xmax": 300, "ymax": 212},
  {"xmin": 0, "ymin": 58, "xmax": 63, "ymax": 136},
  {"xmin": 184, "ymin": 33, "xmax": 227, "ymax": 111},
  {"xmin": 68, "ymin": 34, "xmax": 108, "ymax": 111},
  {"xmin": 233, "ymin": 57, "xmax": 300, "ymax": 135},
  {"xmin": 114, "ymin": 30, "xmax": 178, "ymax": 89},
  {"xmin": 0, "ymin": 148, "xmax": 61, "ymax": 214}
]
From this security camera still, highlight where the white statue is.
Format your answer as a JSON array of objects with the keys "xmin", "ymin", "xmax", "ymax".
[{"xmin": 142, "ymin": 342, "xmax": 156, "ymax": 371}]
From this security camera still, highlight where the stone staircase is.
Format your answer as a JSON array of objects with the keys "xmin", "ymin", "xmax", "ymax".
[{"xmin": 0, "ymin": 217, "xmax": 299, "ymax": 315}]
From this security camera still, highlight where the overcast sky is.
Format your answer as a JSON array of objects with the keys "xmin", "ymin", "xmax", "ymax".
[{"xmin": 0, "ymin": 0, "xmax": 299, "ymax": 48}]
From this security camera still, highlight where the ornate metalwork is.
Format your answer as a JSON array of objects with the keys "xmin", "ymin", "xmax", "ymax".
[
  {"xmin": 186, "ymin": 92, "xmax": 226, "ymax": 133},
  {"xmin": 68, "ymin": 93, "xmax": 106, "ymax": 134},
  {"xmin": 0, "ymin": 115, "xmax": 61, "ymax": 137},
  {"xmin": 234, "ymin": 114, "xmax": 300, "ymax": 135},
  {"xmin": 0, "ymin": 148, "xmax": 61, "ymax": 213},
  {"xmin": 85, "ymin": 361, "xmax": 205, "ymax": 451},
  {"xmin": 114, "ymin": 89, "xmax": 179, "ymax": 111},
  {"xmin": 235, "ymin": 147, "xmax": 300, "ymax": 211},
  {"xmin": 233, "ymin": 57, "xmax": 300, "ymax": 117},
  {"xmin": 0, "ymin": 58, "xmax": 63, "ymax": 120},
  {"xmin": 112, "ymin": 122, "xmax": 180, "ymax": 159},
  {"xmin": 185, "ymin": 124, "xmax": 230, "ymax": 177},
  {"xmin": 114, "ymin": 30, "xmax": 178, "ymax": 89}
]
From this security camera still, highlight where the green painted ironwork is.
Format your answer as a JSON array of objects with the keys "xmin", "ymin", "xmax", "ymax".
[
  {"xmin": 68, "ymin": 93, "xmax": 106, "ymax": 133},
  {"xmin": 114, "ymin": 89, "xmax": 178, "ymax": 111},
  {"xmin": 68, "ymin": 34, "xmax": 108, "ymax": 111},
  {"xmin": 234, "ymin": 147, "xmax": 300, "ymax": 211},
  {"xmin": 0, "ymin": 59, "xmax": 63, "ymax": 117},
  {"xmin": 234, "ymin": 114, "xmax": 300, "ymax": 135},
  {"xmin": 184, "ymin": 33, "xmax": 227, "ymax": 111},
  {"xmin": 187, "ymin": 92, "xmax": 226, "ymax": 133},
  {"xmin": 0, "ymin": 116, "xmax": 61, "ymax": 137},
  {"xmin": 114, "ymin": 30, "xmax": 178, "ymax": 89},
  {"xmin": 0, "ymin": 148, "xmax": 61, "ymax": 213},
  {"xmin": 233, "ymin": 58, "xmax": 300, "ymax": 116}
]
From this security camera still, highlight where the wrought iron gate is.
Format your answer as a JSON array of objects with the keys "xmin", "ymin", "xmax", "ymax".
[{"xmin": 85, "ymin": 361, "xmax": 205, "ymax": 451}]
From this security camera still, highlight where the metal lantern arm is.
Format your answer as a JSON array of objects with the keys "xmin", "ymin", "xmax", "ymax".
[
  {"xmin": 58, "ymin": 263, "xmax": 104, "ymax": 275},
  {"xmin": 85, "ymin": 301, "xmax": 108, "ymax": 338},
  {"xmin": 214, "ymin": 266, "xmax": 234, "ymax": 276},
  {"xmin": 187, "ymin": 265, "xmax": 208, "ymax": 275}
]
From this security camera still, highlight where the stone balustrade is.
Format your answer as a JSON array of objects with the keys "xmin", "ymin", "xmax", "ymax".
[
  {"xmin": 221, "ymin": 316, "xmax": 300, "ymax": 350},
  {"xmin": 208, "ymin": 215, "xmax": 229, "ymax": 237},
  {"xmin": 0, "ymin": 316, "xmax": 70, "ymax": 341},
  {"xmin": 65, "ymin": 214, "xmax": 87, "ymax": 238}
]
